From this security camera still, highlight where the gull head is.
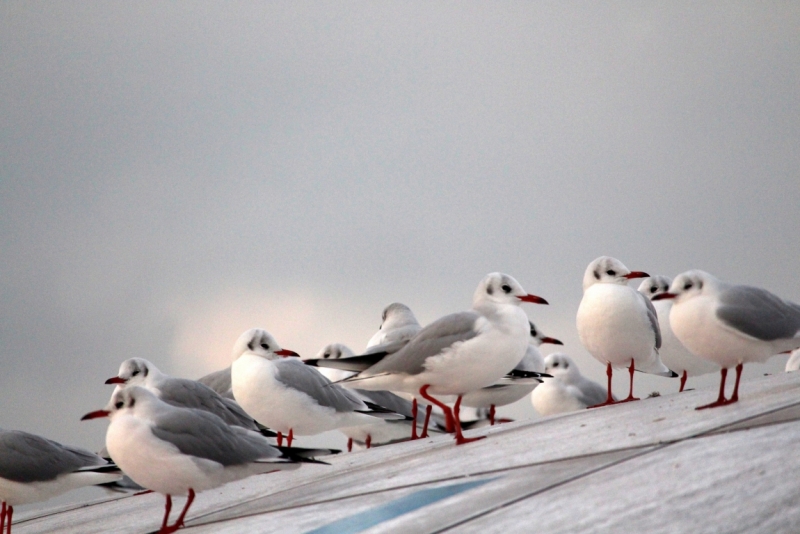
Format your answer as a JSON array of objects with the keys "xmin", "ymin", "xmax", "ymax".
[
  {"xmin": 582, "ymin": 256, "xmax": 649, "ymax": 291},
  {"xmin": 543, "ymin": 353, "xmax": 580, "ymax": 382},
  {"xmin": 529, "ymin": 321, "xmax": 563, "ymax": 347},
  {"xmin": 105, "ymin": 358, "xmax": 158, "ymax": 387},
  {"xmin": 637, "ymin": 275, "xmax": 673, "ymax": 300},
  {"xmin": 653, "ymin": 270, "xmax": 716, "ymax": 303},
  {"xmin": 232, "ymin": 328, "xmax": 299, "ymax": 361},
  {"xmin": 314, "ymin": 343, "xmax": 354, "ymax": 360},
  {"xmin": 473, "ymin": 272, "xmax": 548, "ymax": 309}
]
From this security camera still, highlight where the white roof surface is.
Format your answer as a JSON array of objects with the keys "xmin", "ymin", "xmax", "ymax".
[{"xmin": 13, "ymin": 371, "xmax": 800, "ymax": 533}]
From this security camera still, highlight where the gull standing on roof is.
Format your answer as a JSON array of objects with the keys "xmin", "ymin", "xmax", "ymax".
[
  {"xmin": 82, "ymin": 387, "xmax": 315, "ymax": 533},
  {"xmin": 638, "ymin": 276, "xmax": 718, "ymax": 392},
  {"xmin": 461, "ymin": 321, "xmax": 562, "ymax": 425},
  {"xmin": 231, "ymin": 329, "xmax": 400, "ymax": 447},
  {"xmin": 654, "ymin": 270, "xmax": 800, "ymax": 409},
  {"xmin": 335, "ymin": 273, "xmax": 549, "ymax": 445},
  {"xmin": 577, "ymin": 256, "xmax": 674, "ymax": 407},
  {"xmin": 106, "ymin": 358, "xmax": 264, "ymax": 433},
  {"xmin": 0, "ymin": 430, "xmax": 121, "ymax": 533},
  {"xmin": 313, "ymin": 343, "xmax": 439, "ymax": 451},
  {"xmin": 531, "ymin": 353, "xmax": 611, "ymax": 415}
]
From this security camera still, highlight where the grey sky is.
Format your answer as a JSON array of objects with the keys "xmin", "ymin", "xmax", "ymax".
[{"xmin": 2, "ymin": 2, "xmax": 799, "ymax": 453}]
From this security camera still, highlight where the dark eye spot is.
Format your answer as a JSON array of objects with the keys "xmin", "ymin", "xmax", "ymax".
[
  {"xmin": 129, "ymin": 398, "xmax": 135, "ymax": 408},
  {"xmin": 564, "ymin": 363, "xmax": 569, "ymax": 368},
  {"xmin": 131, "ymin": 370, "xmax": 139, "ymax": 377},
  {"xmin": 261, "ymin": 343, "xmax": 270, "ymax": 350},
  {"xmin": 697, "ymin": 281, "xmax": 703, "ymax": 290},
  {"xmin": 143, "ymin": 367, "xmax": 148, "ymax": 377},
  {"xmin": 501, "ymin": 284, "xmax": 512, "ymax": 294},
  {"xmin": 323, "ymin": 353, "xmax": 330, "ymax": 359},
  {"xmin": 486, "ymin": 285, "xmax": 494, "ymax": 295},
  {"xmin": 650, "ymin": 287, "xmax": 657, "ymax": 293},
  {"xmin": 530, "ymin": 326, "xmax": 537, "ymax": 337},
  {"xmin": 115, "ymin": 401, "xmax": 123, "ymax": 409},
  {"xmin": 606, "ymin": 270, "xmax": 616, "ymax": 276},
  {"xmin": 594, "ymin": 270, "xmax": 600, "ymax": 280},
  {"xmin": 553, "ymin": 362, "xmax": 559, "ymax": 367},
  {"xmin": 684, "ymin": 282, "xmax": 692, "ymax": 290},
  {"xmin": 247, "ymin": 340, "xmax": 255, "ymax": 351}
]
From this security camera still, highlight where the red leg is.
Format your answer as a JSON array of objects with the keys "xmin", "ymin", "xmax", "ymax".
[
  {"xmin": 420, "ymin": 405, "xmax": 432, "ymax": 439},
  {"xmin": 489, "ymin": 405, "xmax": 496, "ymax": 426},
  {"xmin": 589, "ymin": 363, "xmax": 617, "ymax": 408},
  {"xmin": 167, "ymin": 489, "xmax": 195, "ymax": 533},
  {"xmin": 347, "ymin": 438, "xmax": 353, "ymax": 452},
  {"xmin": 697, "ymin": 368, "xmax": 729, "ymax": 410},
  {"xmin": 276, "ymin": 432, "xmax": 283, "ymax": 447},
  {"xmin": 5, "ymin": 505, "xmax": 11, "ymax": 534},
  {"xmin": 728, "ymin": 363, "xmax": 744, "ymax": 404},
  {"xmin": 411, "ymin": 398, "xmax": 419, "ymax": 440},
  {"xmin": 365, "ymin": 434, "xmax": 372, "ymax": 449},
  {"xmin": 618, "ymin": 359, "xmax": 640, "ymax": 403},
  {"xmin": 679, "ymin": 370, "xmax": 688, "ymax": 392},
  {"xmin": 419, "ymin": 385, "xmax": 454, "ymax": 433},
  {"xmin": 287, "ymin": 429, "xmax": 294, "ymax": 448},
  {"xmin": 453, "ymin": 395, "xmax": 485, "ymax": 445},
  {"xmin": 2, "ymin": 502, "xmax": 6, "ymax": 534},
  {"xmin": 160, "ymin": 495, "xmax": 173, "ymax": 533}
]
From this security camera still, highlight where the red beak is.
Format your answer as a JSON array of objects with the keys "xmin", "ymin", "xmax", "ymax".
[
  {"xmin": 540, "ymin": 336, "xmax": 564, "ymax": 346},
  {"xmin": 275, "ymin": 349, "xmax": 300, "ymax": 358},
  {"xmin": 518, "ymin": 294, "xmax": 549, "ymax": 305},
  {"xmin": 105, "ymin": 376, "xmax": 127, "ymax": 385},
  {"xmin": 81, "ymin": 409, "xmax": 110, "ymax": 421},
  {"xmin": 652, "ymin": 292, "xmax": 677, "ymax": 301},
  {"xmin": 623, "ymin": 271, "xmax": 650, "ymax": 280}
]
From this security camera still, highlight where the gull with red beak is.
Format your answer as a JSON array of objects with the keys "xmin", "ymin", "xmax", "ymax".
[
  {"xmin": 231, "ymin": 329, "xmax": 402, "ymax": 447},
  {"xmin": 577, "ymin": 256, "xmax": 675, "ymax": 407},
  {"xmin": 653, "ymin": 270, "xmax": 800, "ymax": 409},
  {"xmin": 336, "ymin": 272, "xmax": 549, "ymax": 445},
  {"xmin": 105, "ymin": 358, "xmax": 265, "ymax": 433},
  {"xmin": 81, "ymin": 386, "xmax": 315, "ymax": 533},
  {"xmin": 460, "ymin": 321, "xmax": 561, "ymax": 425}
]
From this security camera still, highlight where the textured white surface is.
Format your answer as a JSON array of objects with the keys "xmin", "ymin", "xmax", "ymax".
[{"xmin": 12, "ymin": 372, "xmax": 800, "ymax": 533}]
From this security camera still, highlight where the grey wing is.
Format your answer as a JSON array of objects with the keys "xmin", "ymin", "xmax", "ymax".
[
  {"xmin": 364, "ymin": 338, "xmax": 411, "ymax": 357},
  {"xmin": 367, "ymin": 312, "xmax": 481, "ymax": 376},
  {"xmin": 637, "ymin": 290, "xmax": 662, "ymax": 350},
  {"xmin": 159, "ymin": 379, "xmax": 257, "ymax": 430},
  {"xmin": 274, "ymin": 359, "xmax": 366, "ymax": 413},
  {"xmin": 717, "ymin": 285, "xmax": 800, "ymax": 341},
  {"xmin": 355, "ymin": 390, "xmax": 416, "ymax": 418},
  {"xmin": 150, "ymin": 410, "xmax": 277, "ymax": 466},
  {"xmin": 0, "ymin": 430, "xmax": 105, "ymax": 483},
  {"xmin": 575, "ymin": 380, "xmax": 610, "ymax": 407},
  {"xmin": 197, "ymin": 367, "xmax": 233, "ymax": 399}
]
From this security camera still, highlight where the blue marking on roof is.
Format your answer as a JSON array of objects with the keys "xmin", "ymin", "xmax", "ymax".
[{"xmin": 305, "ymin": 477, "xmax": 497, "ymax": 534}]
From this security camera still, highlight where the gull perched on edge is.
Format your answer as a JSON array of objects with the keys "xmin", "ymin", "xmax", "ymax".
[
  {"xmin": 654, "ymin": 270, "xmax": 800, "ymax": 409},
  {"xmin": 460, "ymin": 321, "xmax": 562, "ymax": 425},
  {"xmin": 231, "ymin": 329, "xmax": 401, "ymax": 447},
  {"xmin": 1, "ymin": 430, "xmax": 121, "ymax": 533},
  {"xmin": 577, "ymin": 256, "xmax": 675, "ymax": 407},
  {"xmin": 531, "ymin": 353, "xmax": 610, "ymax": 415},
  {"xmin": 106, "ymin": 358, "xmax": 265, "ymax": 433},
  {"xmin": 638, "ymin": 276, "xmax": 718, "ymax": 392},
  {"xmin": 335, "ymin": 273, "xmax": 549, "ymax": 445},
  {"xmin": 82, "ymin": 387, "xmax": 317, "ymax": 533}
]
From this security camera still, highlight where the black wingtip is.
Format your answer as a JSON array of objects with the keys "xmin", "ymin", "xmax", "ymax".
[
  {"xmin": 670, "ymin": 370, "xmax": 679, "ymax": 378},
  {"xmin": 303, "ymin": 359, "xmax": 321, "ymax": 367}
]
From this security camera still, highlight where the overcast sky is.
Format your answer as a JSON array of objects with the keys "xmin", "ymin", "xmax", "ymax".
[{"xmin": 2, "ymin": 2, "xmax": 799, "ymax": 455}]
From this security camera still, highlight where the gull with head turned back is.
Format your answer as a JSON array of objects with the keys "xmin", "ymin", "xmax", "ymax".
[
  {"xmin": 337, "ymin": 273, "xmax": 549, "ymax": 445},
  {"xmin": 532, "ymin": 353, "xmax": 611, "ymax": 415},
  {"xmin": 654, "ymin": 270, "xmax": 800, "ymax": 409},
  {"xmin": 231, "ymin": 329, "xmax": 402, "ymax": 447},
  {"xmin": 577, "ymin": 256, "xmax": 675, "ymax": 407},
  {"xmin": 638, "ymin": 276, "xmax": 718, "ymax": 392}
]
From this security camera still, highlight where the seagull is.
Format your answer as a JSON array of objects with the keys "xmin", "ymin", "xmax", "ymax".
[
  {"xmin": 653, "ymin": 270, "xmax": 800, "ymax": 409},
  {"xmin": 82, "ymin": 386, "xmax": 317, "ymax": 533},
  {"xmin": 1, "ymin": 429, "xmax": 121, "ymax": 533},
  {"xmin": 231, "ymin": 329, "xmax": 401, "ymax": 447},
  {"xmin": 460, "ymin": 321, "xmax": 562, "ymax": 425},
  {"xmin": 531, "ymin": 353, "xmax": 611, "ymax": 415},
  {"xmin": 336, "ymin": 273, "xmax": 549, "ymax": 445},
  {"xmin": 577, "ymin": 256, "xmax": 674, "ymax": 407},
  {"xmin": 105, "ymin": 358, "xmax": 265, "ymax": 433},
  {"xmin": 638, "ymin": 276, "xmax": 718, "ymax": 391},
  {"xmin": 366, "ymin": 302, "xmax": 423, "ymax": 349}
]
